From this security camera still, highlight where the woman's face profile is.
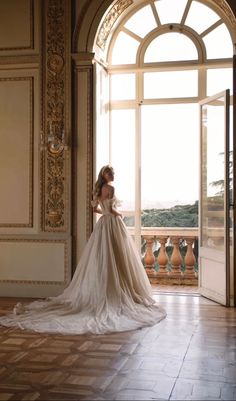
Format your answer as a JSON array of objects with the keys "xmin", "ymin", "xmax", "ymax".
[{"xmin": 103, "ymin": 169, "xmax": 114, "ymax": 182}]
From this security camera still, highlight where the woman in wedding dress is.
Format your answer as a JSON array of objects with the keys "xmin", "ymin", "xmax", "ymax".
[{"xmin": 0, "ymin": 165, "xmax": 166, "ymax": 335}]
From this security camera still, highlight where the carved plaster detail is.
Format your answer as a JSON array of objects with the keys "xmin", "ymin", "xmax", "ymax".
[
  {"xmin": 96, "ymin": 0, "xmax": 133, "ymax": 50},
  {"xmin": 42, "ymin": 0, "xmax": 68, "ymax": 231}
]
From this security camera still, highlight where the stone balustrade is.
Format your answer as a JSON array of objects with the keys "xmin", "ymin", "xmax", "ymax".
[{"xmin": 127, "ymin": 227, "xmax": 199, "ymax": 285}]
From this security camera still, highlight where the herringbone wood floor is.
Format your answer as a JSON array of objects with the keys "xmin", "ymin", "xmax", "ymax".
[{"xmin": 0, "ymin": 291, "xmax": 235, "ymax": 400}]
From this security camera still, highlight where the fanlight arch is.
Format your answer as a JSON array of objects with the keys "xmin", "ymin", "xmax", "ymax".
[
  {"xmin": 89, "ymin": 0, "xmax": 236, "ymax": 62},
  {"xmin": 105, "ymin": 1, "xmax": 234, "ymax": 66}
]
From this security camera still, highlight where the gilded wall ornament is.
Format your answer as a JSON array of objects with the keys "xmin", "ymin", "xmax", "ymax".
[
  {"xmin": 42, "ymin": 0, "xmax": 69, "ymax": 231},
  {"xmin": 96, "ymin": 0, "xmax": 133, "ymax": 50}
]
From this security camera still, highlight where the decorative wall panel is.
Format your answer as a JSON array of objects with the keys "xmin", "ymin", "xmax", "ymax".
[
  {"xmin": 0, "ymin": 77, "xmax": 33, "ymax": 227},
  {"xmin": 73, "ymin": 59, "xmax": 94, "ymax": 264},
  {"xmin": 96, "ymin": 0, "xmax": 133, "ymax": 50},
  {"xmin": 0, "ymin": 239, "xmax": 68, "ymax": 283},
  {"xmin": 0, "ymin": 0, "xmax": 33, "ymax": 51}
]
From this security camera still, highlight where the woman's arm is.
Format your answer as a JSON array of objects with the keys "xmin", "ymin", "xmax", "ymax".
[
  {"xmin": 111, "ymin": 208, "xmax": 123, "ymax": 218},
  {"xmin": 93, "ymin": 206, "xmax": 103, "ymax": 214}
]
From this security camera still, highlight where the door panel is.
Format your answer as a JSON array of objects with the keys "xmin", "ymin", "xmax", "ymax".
[{"xmin": 199, "ymin": 90, "xmax": 230, "ymax": 305}]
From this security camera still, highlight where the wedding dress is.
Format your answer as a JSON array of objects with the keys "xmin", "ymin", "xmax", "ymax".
[{"xmin": 0, "ymin": 197, "xmax": 166, "ymax": 335}]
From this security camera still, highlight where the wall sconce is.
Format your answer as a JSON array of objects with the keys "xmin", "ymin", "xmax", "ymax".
[{"xmin": 40, "ymin": 123, "xmax": 68, "ymax": 155}]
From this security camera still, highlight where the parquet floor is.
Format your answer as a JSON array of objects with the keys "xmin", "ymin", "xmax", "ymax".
[{"xmin": 0, "ymin": 291, "xmax": 235, "ymax": 400}]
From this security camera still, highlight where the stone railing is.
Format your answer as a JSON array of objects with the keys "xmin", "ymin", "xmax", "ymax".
[{"xmin": 127, "ymin": 227, "xmax": 199, "ymax": 285}]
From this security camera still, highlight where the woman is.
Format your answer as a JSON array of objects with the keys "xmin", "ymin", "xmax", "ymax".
[{"xmin": 0, "ymin": 165, "xmax": 166, "ymax": 334}]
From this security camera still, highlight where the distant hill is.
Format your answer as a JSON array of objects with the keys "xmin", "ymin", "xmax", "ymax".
[{"xmin": 124, "ymin": 201, "xmax": 198, "ymax": 227}]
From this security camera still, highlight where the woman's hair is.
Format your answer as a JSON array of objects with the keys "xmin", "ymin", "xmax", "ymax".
[{"xmin": 93, "ymin": 165, "xmax": 114, "ymax": 198}]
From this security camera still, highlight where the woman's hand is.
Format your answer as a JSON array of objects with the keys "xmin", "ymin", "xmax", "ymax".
[{"xmin": 112, "ymin": 211, "xmax": 123, "ymax": 218}]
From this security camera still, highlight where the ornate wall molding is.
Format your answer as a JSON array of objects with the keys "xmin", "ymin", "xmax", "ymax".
[
  {"xmin": 0, "ymin": 55, "xmax": 39, "ymax": 66},
  {"xmin": 96, "ymin": 0, "xmax": 133, "ymax": 50},
  {"xmin": 0, "ymin": 239, "xmax": 69, "ymax": 284},
  {"xmin": 41, "ymin": 0, "xmax": 70, "ymax": 232},
  {"xmin": 0, "ymin": 76, "xmax": 34, "ymax": 228},
  {"xmin": 72, "ymin": 55, "xmax": 94, "ymax": 269},
  {"xmin": 81, "ymin": 66, "xmax": 93, "ymax": 242},
  {"xmin": 0, "ymin": 0, "xmax": 34, "ymax": 51},
  {"xmin": 74, "ymin": 66, "xmax": 93, "ymax": 241}
]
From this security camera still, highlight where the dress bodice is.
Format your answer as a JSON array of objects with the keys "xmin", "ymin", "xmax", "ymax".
[
  {"xmin": 98, "ymin": 198, "xmax": 114, "ymax": 215},
  {"xmin": 92, "ymin": 196, "xmax": 120, "ymax": 216}
]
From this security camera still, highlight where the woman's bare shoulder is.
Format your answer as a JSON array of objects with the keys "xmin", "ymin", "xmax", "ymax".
[{"xmin": 101, "ymin": 184, "xmax": 114, "ymax": 199}]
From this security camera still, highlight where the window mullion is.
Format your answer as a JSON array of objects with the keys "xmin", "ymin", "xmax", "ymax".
[
  {"xmin": 134, "ymin": 71, "xmax": 142, "ymax": 252},
  {"xmin": 199, "ymin": 67, "xmax": 207, "ymax": 100}
]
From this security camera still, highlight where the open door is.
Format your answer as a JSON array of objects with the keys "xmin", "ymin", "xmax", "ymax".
[{"xmin": 199, "ymin": 90, "xmax": 230, "ymax": 306}]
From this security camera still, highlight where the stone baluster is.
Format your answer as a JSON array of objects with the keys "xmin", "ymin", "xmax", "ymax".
[
  {"xmin": 143, "ymin": 236, "xmax": 155, "ymax": 274},
  {"xmin": 170, "ymin": 237, "xmax": 182, "ymax": 275},
  {"xmin": 157, "ymin": 237, "xmax": 168, "ymax": 274},
  {"xmin": 185, "ymin": 237, "xmax": 196, "ymax": 277}
]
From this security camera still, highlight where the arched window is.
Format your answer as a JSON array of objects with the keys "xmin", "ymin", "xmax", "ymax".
[{"xmin": 94, "ymin": 0, "xmax": 235, "ymax": 248}]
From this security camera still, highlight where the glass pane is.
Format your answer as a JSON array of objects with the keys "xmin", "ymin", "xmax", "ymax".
[
  {"xmin": 207, "ymin": 68, "xmax": 232, "ymax": 96},
  {"xmin": 201, "ymin": 97, "xmax": 225, "ymax": 250},
  {"xmin": 144, "ymin": 70, "xmax": 198, "ymax": 99},
  {"xmin": 144, "ymin": 33, "xmax": 198, "ymax": 63},
  {"xmin": 124, "ymin": 5, "xmax": 157, "ymax": 38},
  {"xmin": 154, "ymin": 0, "xmax": 188, "ymax": 24},
  {"xmin": 111, "ymin": 31, "xmax": 140, "ymax": 65},
  {"xmin": 185, "ymin": 1, "xmax": 220, "ymax": 34},
  {"xmin": 110, "ymin": 74, "xmax": 135, "ymax": 100},
  {"xmin": 203, "ymin": 24, "xmax": 233, "ymax": 59},
  {"xmin": 141, "ymin": 103, "xmax": 199, "ymax": 227},
  {"xmin": 110, "ymin": 109, "xmax": 135, "ymax": 211},
  {"xmin": 96, "ymin": 64, "xmax": 109, "ymax": 174}
]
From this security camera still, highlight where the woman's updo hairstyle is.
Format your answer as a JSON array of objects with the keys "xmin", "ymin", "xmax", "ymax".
[{"xmin": 93, "ymin": 165, "xmax": 114, "ymax": 198}]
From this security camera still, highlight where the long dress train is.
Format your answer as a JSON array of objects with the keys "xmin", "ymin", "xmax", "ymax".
[{"xmin": 0, "ymin": 197, "xmax": 166, "ymax": 335}]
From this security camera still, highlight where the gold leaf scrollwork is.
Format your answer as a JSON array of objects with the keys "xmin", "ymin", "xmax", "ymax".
[
  {"xmin": 46, "ymin": 154, "xmax": 65, "ymax": 227},
  {"xmin": 44, "ymin": 0, "xmax": 67, "ymax": 231},
  {"xmin": 96, "ymin": 0, "xmax": 133, "ymax": 50},
  {"xmin": 47, "ymin": 54, "xmax": 64, "ymax": 76}
]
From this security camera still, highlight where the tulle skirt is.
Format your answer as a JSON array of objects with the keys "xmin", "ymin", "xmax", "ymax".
[{"xmin": 0, "ymin": 215, "xmax": 166, "ymax": 335}]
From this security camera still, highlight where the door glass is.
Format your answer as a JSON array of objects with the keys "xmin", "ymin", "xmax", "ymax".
[{"xmin": 201, "ymin": 97, "xmax": 225, "ymax": 251}]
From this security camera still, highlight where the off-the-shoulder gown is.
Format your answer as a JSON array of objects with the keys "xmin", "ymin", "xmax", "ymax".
[{"xmin": 0, "ymin": 197, "xmax": 166, "ymax": 334}]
